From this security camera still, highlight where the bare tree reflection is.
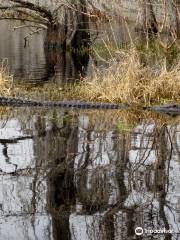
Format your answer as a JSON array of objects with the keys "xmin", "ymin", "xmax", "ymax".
[{"xmin": 0, "ymin": 109, "xmax": 179, "ymax": 240}]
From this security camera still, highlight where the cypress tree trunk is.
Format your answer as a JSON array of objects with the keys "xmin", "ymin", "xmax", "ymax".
[
  {"xmin": 71, "ymin": 0, "xmax": 91, "ymax": 77},
  {"xmin": 175, "ymin": 0, "xmax": 180, "ymax": 38},
  {"xmin": 142, "ymin": 0, "xmax": 158, "ymax": 38}
]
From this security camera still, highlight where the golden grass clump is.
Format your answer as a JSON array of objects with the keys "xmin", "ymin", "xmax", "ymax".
[
  {"xmin": 0, "ymin": 60, "xmax": 13, "ymax": 94},
  {"xmin": 78, "ymin": 48, "xmax": 180, "ymax": 105}
]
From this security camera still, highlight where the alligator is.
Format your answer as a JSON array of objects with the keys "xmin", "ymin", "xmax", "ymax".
[
  {"xmin": 143, "ymin": 104, "xmax": 180, "ymax": 116},
  {"xmin": 0, "ymin": 97, "xmax": 127, "ymax": 109},
  {"xmin": 0, "ymin": 97, "xmax": 179, "ymax": 115}
]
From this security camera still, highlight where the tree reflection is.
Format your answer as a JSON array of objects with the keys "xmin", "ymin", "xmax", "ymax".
[{"xmin": 0, "ymin": 109, "xmax": 179, "ymax": 239}]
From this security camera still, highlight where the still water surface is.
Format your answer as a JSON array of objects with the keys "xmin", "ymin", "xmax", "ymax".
[
  {"xmin": 0, "ymin": 19, "xmax": 137, "ymax": 84},
  {"xmin": 0, "ymin": 107, "xmax": 179, "ymax": 240},
  {"xmin": 0, "ymin": 20, "xmax": 84, "ymax": 83}
]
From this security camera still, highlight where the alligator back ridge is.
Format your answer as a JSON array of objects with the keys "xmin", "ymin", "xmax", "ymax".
[{"xmin": 0, "ymin": 97, "xmax": 126, "ymax": 109}]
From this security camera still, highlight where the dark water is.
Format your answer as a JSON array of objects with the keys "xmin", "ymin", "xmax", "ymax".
[
  {"xmin": 0, "ymin": 107, "xmax": 179, "ymax": 240},
  {"xmin": 0, "ymin": 19, "xmax": 138, "ymax": 84},
  {"xmin": 0, "ymin": 20, "xmax": 90, "ymax": 84}
]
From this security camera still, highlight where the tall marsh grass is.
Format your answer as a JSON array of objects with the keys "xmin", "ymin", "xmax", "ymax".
[
  {"xmin": 0, "ymin": 48, "xmax": 179, "ymax": 106},
  {"xmin": 78, "ymin": 48, "xmax": 180, "ymax": 105},
  {"xmin": 0, "ymin": 60, "xmax": 13, "ymax": 94}
]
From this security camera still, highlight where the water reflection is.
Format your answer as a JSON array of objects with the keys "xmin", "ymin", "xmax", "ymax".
[
  {"xmin": 0, "ymin": 20, "xmax": 90, "ymax": 83},
  {"xmin": 0, "ymin": 19, "xmax": 141, "ymax": 84},
  {"xmin": 0, "ymin": 107, "xmax": 179, "ymax": 240}
]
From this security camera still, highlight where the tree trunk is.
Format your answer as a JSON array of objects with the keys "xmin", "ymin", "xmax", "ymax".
[
  {"xmin": 174, "ymin": 0, "xmax": 180, "ymax": 38},
  {"xmin": 71, "ymin": 0, "xmax": 91, "ymax": 77},
  {"xmin": 142, "ymin": 0, "xmax": 158, "ymax": 38}
]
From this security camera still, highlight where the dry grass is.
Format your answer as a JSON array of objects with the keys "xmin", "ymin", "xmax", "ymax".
[
  {"xmin": 0, "ymin": 60, "xmax": 13, "ymax": 95},
  {"xmin": 77, "ymin": 48, "xmax": 180, "ymax": 105},
  {"xmin": 0, "ymin": 48, "xmax": 180, "ymax": 106}
]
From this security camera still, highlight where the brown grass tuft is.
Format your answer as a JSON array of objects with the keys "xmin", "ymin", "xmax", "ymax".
[
  {"xmin": 77, "ymin": 48, "xmax": 180, "ymax": 105},
  {"xmin": 0, "ymin": 60, "xmax": 13, "ymax": 94}
]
